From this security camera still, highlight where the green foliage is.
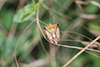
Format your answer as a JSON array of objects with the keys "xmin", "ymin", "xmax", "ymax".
[
  {"xmin": 88, "ymin": 53, "xmax": 100, "ymax": 67},
  {"xmin": 0, "ymin": 31, "xmax": 5, "ymax": 45},
  {"xmin": 13, "ymin": 0, "xmax": 41, "ymax": 23},
  {"xmin": 0, "ymin": 8, "xmax": 15, "ymax": 30},
  {"xmin": 86, "ymin": 0, "xmax": 100, "ymax": 14},
  {"xmin": 89, "ymin": 23, "xmax": 100, "ymax": 31}
]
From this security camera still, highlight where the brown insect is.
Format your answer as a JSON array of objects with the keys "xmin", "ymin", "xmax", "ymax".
[{"xmin": 44, "ymin": 22, "xmax": 60, "ymax": 44}]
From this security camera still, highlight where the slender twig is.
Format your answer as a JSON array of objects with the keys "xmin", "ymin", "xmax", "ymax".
[
  {"xmin": 61, "ymin": 31, "xmax": 92, "ymax": 41},
  {"xmin": 37, "ymin": 9, "xmax": 49, "ymax": 42},
  {"xmin": 36, "ymin": 8, "xmax": 47, "ymax": 57},
  {"xmin": 37, "ymin": 26, "xmax": 51, "ymax": 61},
  {"xmin": 61, "ymin": 39, "xmax": 99, "ymax": 48},
  {"xmin": 36, "ymin": 9, "xmax": 45, "ymax": 38},
  {"xmin": 85, "ymin": 51, "xmax": 100, "ymax": 58},
  {"xmin": 61, "ymin": 31, "xmax": 100, "ymax": 47},
  {"xmin": 62, "ymin": 36, "xmax": 100, "ymax": 67},
  {"xmin": 54, "ymin": 43, "xmax": 100, "ymax": 53},
  {"xmin": 15, "ymin": 19, "xmax": 36, "ymax": 67},
  {"xmin": 55, "ymin": 42, "xmax": 100, "ymax": 58},
  {"xmin": 37, "ymin": 8, "xmax": 50, "ymax": 59},
  {"xmin": 50, "ymin": 44, "xmax": 57, "ymax": 67}
]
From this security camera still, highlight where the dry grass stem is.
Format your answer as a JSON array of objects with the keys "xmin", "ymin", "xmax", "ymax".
[
  {"xmin": 15, "ymin": 19, "xmax": 36, "ymax": 67},
  {"xmin": 80, "ymin": 14, "xmax": 98, "ymax": 19},
  {"xmin": 85, "ymin": 51, "xmax": 100, "ymax": 58},
  {"xmin": 61, "ymin": 39, "xmax": 100, "ymax": 48},
  {"xmin": 62, "ymin": 36, "xmax": 100, "ymax": 67},
  {"xmin": 54, "ymin": 43, "xmax": 100, "ymax": 53},
  {"xmin": 61, "ymin": 31, "xmax": 100, "ymax": 47},
  {"xmin": 90, "ymin": 1, "xmax": 100, "ymax": 8},
  {"xmin": 75, "ymin": 1, "xmax": 88, "ymax": 5}
]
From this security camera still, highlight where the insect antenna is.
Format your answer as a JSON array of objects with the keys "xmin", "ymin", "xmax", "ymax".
[{"xmin": 50, "ymin": 13, "xmax": 54, "ymax": 23}]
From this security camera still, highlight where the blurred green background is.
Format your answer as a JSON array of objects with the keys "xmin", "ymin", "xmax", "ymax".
[{"xmin": 0, "ymin": 0, "xmax": 100, "ymax": 67}]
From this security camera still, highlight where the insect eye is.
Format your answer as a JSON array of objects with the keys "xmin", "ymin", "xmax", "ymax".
[
  {"xmin": 44, "ymin": 27, "xmax": 46, "ymax": 30},
  {"xmin": 57, "ymin": 24, "xmax": 59, "ymax": 26}
]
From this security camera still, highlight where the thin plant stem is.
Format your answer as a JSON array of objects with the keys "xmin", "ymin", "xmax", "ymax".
[
  {"xmin": 54, "ymin": 43, "xmax": 100, "ymax": 53},
  {"xmin": 61, "ymin": 31, "xmax": 92, "ymax": 41},
  {"xmin": 62, "ymin": 35, "xmax": 100, "ymax": 67},
  {"xmin": 36, "ymin": 9, "xmax": 45, "ymax": 38},
  {"xmin": 54, "ymin": 43, "xmax": 100, "ymax": 58},
  {"xmin": 61, "ymin": 31, "xmax": 100, "ymax": 47},
  {"xmin": 37, "ymin": 8, "xmax": 50, "ymax": 59},
  {"xmin": 15, "ymin": 19, "xmax": 36, "ymax": 67},
  {"xmin": 85, "ymin": 51, "xmax": 100, "ymax": 58}
]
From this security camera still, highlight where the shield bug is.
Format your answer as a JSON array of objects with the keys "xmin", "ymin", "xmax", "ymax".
[{"xmin": 44, "ymin": 22, "xmax": 60, "ymax": 44}]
